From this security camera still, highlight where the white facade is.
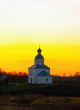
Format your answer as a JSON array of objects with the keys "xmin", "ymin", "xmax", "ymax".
[{"xmin": 28, "ymin": 48, "xmax": 52, "ymax": 84}]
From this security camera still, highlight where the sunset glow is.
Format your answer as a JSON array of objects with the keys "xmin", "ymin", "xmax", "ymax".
[{"xmin": 0, "ymin": 0, "xmax": 80, "ymax": 76}]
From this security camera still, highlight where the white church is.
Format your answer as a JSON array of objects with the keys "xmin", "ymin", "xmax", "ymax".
[{"xmin": 28, "ymin": 48, "xmax": 52, "ymax": 84}]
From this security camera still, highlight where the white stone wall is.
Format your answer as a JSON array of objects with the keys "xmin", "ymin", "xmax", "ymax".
[
  {"xmin": 28, "ymin": 65, "xmax": 53, "ymax": 84},
  {"xmin": 28, "ymin": 68, "xmax": 51, "ymax": 84},
  {"xmin": 36, "ymin": 76, "xmax": 52, "ymax": 84},
  {"xmin": 28, "ymin": 75, "xmax": 52, "ymax": 84}
]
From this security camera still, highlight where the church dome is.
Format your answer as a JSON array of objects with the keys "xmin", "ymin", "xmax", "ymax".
[
  {"xmin": 37, "ymin": 48, "xmax": 41, "ymax": 53},
  {"xmin": 35, "ymin": 48, "xmax": 44, "ymax": 65},
  {"xmin": 35, "ymin": 48, "xmax": 44, "ymax": 59}
]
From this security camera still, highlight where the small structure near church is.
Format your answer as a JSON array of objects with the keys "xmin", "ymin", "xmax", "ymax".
[{"xmin": 28, "ymin": 48, "xmax": 52, "ymax": 84}]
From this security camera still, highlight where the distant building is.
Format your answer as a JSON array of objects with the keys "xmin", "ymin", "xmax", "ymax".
[
  {"xmin": 0, "ymin": 74, "xmax": 6, "ymax": 81},
  {"xmin": 28, "ymin": 48, "xmax": 52, "ymax": 84}
]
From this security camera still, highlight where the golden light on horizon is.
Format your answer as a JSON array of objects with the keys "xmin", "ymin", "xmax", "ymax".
[{"xmin": 0, "ymin": 44, "xmax": 80, "ymax": 76}]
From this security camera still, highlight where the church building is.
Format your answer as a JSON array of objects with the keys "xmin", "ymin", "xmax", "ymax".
[{"xmin": 28, "ymin": 48, "xmax": 52, "ymax": 84}]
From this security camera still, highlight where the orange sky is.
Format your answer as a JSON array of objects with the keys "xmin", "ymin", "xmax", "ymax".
[
  {"xmin": 0, "ymin": 0, "xmax": 80, "ymax": 76},
  {"xmin": 0, "ymin": 43, "xmax": 80, "ymax": 76}
]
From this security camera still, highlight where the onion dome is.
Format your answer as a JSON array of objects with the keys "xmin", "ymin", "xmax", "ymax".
[
  {"xmin": 35, "ymin": 48, "xmax": 44, "ymax": 65},
  {"xmin": 37, "ymin": 48, "xmax": 42, "ymax": 54},
  {"xmin": 35, "ymin": 48, "xmax": 44, "ymax": 59}
]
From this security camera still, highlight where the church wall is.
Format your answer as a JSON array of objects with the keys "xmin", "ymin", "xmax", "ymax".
[
  {"xmin": 28, "ymin": 76, "xmax": 52, "ymax": 84},
  {"xmin": 28, "ymin": 68, "xmax": 51, "ymax": 84},
  {"xmin": 36, "ymin": 76, "xmax": 52, "ymax": 84}
]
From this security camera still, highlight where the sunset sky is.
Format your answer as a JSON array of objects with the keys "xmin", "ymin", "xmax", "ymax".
[{"xmin": 0, "ymin": 0, "xmax": 80, "ymax": 76}]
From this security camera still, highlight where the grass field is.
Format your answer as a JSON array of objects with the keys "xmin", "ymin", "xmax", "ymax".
[
  {"xmin": 0, "ymin": 94, "xmax": 80, "ymax": 110},
  {"xmin": 0, "ymin": 83, "xmax": 80, "ymax": 109}
]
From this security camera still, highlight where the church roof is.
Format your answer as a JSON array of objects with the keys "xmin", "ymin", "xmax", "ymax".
[
  {"xmin": 36, "ymin": 70, "xmax": 50, "ymax": 76},
  {"xmin": 28, "ymin": 64, "xmax": 50, "ymax": 69}
]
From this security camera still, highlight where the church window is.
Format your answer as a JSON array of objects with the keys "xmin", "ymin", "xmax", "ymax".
[{"xmin": 46, "ymin": 78, "xmax": 48, "ymax": 82}]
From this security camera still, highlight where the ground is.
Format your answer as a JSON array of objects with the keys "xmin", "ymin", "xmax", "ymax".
[
  {"xmin": 0, "ymin": 82, "xmax": 80, "ymax": 110},
  {"xmin": 0, "ymin": 94, "xmax": 80, "ymax": 110}
]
